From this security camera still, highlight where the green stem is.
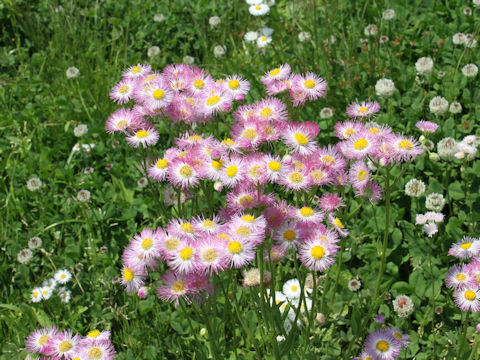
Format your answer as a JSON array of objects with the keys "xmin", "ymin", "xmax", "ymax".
[
  {"xmin": 429, "ymin": 235, "xmax": 436, "ymax": 356},
  {"xmin": 179, "ymin": 299, "xmax": 207, "ymax": 359}
]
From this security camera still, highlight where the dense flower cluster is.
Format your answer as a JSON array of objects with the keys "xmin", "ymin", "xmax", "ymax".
[
  {"xmin": 30, "ymin": 269, "xmax": 72, "ymax": 303},
  {"xmin": 25, "ymin": 326, "xmax": 116, "ymax": 360}
]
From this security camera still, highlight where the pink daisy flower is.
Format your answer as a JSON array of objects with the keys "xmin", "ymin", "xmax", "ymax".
[
  {"xmin": 224, "ymin": 75, "xmax": 250, "ymax": 99},
  {"xmin": 122, "ymin": 63, "xmax": 152, "ymax": 79},
  {"xmin": 416, "ymin": 120, "xmax": 439, "ymax": 133},
  {"xmin": 389, "ymin": 327, "xmax": 411, "ymax": 348},
  {"xmin": 198, "ymin": 85, "xmax": 233, "ymax": 117},
  {"xmin": 445, "ymin": 264, "xmax": 475, "ymax": 289},
  {"xmin": 105, "ymin": 108, "xmax": 139, "ymax": 134},
  {"xmin": 120, "ymin": 266, "xmax": 146, "ymax": 294},
  {"xmin": 148, "ymin": 157, "xmax": 169, "ymax": 181},
  {"xmin": 265, "ymin": 79, "xmax": 290, "ymax": 95},
  {"xmin": 138, "ymin": 78, "xmax": 174, "ymax": 112},
  {"xmin": 225, "ymin": 237, "xmax": 256, "ymax": 268},
  {"xmin": 109, "ymin": 78, "xmax": 137, "ymax": 104},
  {"xmin": 81, "ymin": 340, "xmax": 116, "ymax": 360},
  {"xmin": 168, "ymin": 243, "xmax": 197, "ymax": 274},
  {"xmin": 298, "ymin": 237, "xmax": 339, "ymax": 272},
  {"xmin": 126, "ymin": 127, "xmax": 159, "ymax": 148},
  {"xmin": 45, "ymin": 330, "xmax": 82, "ymax": 359},
  {"xmin": 283, "ymin": 122, "xmax": 319, "ymax": 155},
  {"xmin": 231, "ymin": 120, "xmax": 265, "ymax": 150},
  {"xmin": 128, "ymin": 228, "xmax": 162, "ymax": 267},
  {"xmin": 219, "ymin": 156, "xmax": 246, "ymax": 188},
  {"xmin": 263, "ymin": 155, "xmax": 284, "ymax": 183},
  {"xmin": 364, "ymin": 329, "xmax": 402, "ymax": 360},
  {"xmin": 167, "ymin": 159, "xmax": 200, "ymax": 189},
  {"xmin": 195, "ymin": 237, "xmax": 228, "ymax": 274},
  {"xmin": 349, "ymin": 161, "xmax": 370, "ymax": 190},
  {"xmin": 339, "ymin": 131, "xmax": 379, "ymax": 160},
  {"xmin": 355, "ymin": 181, "xmax": 383, "ymax": 204},
  {"xmin": 291, "ymin": 72, "xmax": 327, "ymax": 101},
  {"xmin": 448, "ymin": 237, "xmax": 480, "ymax": 259},
  {"xmin": 318, "ymin": 193, "xmax": 344, "ymax": 212},
  {"xmin": 261, "ymin": 64, "xmax": 291, "ymax": 84},
  {"xmin": 389, "ymin": 135, "xmax": 424, "ymax": 162},
  {"xmin": 346, "ymin": 101, "xmax": 380, "ymax": 118},
  {"xmin": 25, "ymin": 326, "xmax": 58, "ymax": 354},
  {"xmin": 254, "ymin": 97, "xmax": 288, "ymax": 122},
  {"xmin": 334, "ymin": 121, "xmax": 366, "ymax": 140},
  {"xmin": 157, "ymin": 270, "xmax": 191, "ymax": 305},
  {"xmin": 454, "ymin": 287, "xmax": 480, "ymax": 312},
  {"xmin": 328, "ymin": 213, "xmax": 349, "ymax": 237},
  {"xmin": 278, "ymin": 166, "xmax": 309, "ymax": 191}
]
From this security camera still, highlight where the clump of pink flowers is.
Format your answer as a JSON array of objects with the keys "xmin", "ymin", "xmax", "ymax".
[{"xmin": 25, "ymin": 326, "xmax": 116, "ymax": 360}]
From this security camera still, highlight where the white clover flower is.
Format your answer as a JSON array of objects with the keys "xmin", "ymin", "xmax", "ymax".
[
  {"xmin": 405, "ymin": 179, "xmax": 426, "ymax": 197},
  {"xmin": 298, "ymin": 31, "xmax": 311, "ymax": 42},
  {"xmin": 453, "ymin": 33, "xmax": 466, "ymax": 45},
  {"xmin": 375, "ymin": 78, "xmax": 395, "ymax": 98},
  {"xmin": 425, "ymin": 193, "xmax": 446, "ymax": 212},
  {"xmin": 147, "ymin": 46, "xmax": 160, "ymax": 58},
  {"xmin": 244, "ymin": 31, "xmax": 258, "ymax": 43},
  {"xmin": 465, "ymin": 34, "xmax": 477, "ymax": 48},
  {"xmin": 183, "ymin": 55, "xmax": 194, "ymax": 64},
  {"xmin": 153, "ymin": 13, "xmax": 165, "ymax": 22},
  {"xmin": 137, "ymin": 177, "xmax": 148, "ymax": 188},
  {"xmin": 382, "ymin": 9, "xmax": 396, "ymax": 20},
  {"xmin": 392, "ymin": 295, "xmax": 414, "ymax": 317},
  {"xmin": 213, "ymin": 45, "xmax": 226, "ymax": 58},
  {"xmin": 347, "ymin": 279, "xmax": 362, "ymax": 291},
  {"xmin": 449, "ymin": 101, "xmax": 462, "ymax": 114},
  {"xmin": 364, "ymin": 24, "xmax": 378, "ymax": 36},
  {"xmin": 320, "ymin": 107, "xmax": 334, "ymax": 119},
  {"xmin": 462, "ymin": 64, "xmax": 478, "ymax": 78},
  {"xmin": 429, "ymin": 96, "xmax": 448, "ymax": 116},
  {"xmin": 73, "ymin": 124, "xmax": 88, "ymax": 137},
  {"xmin": 416, "ymin": 57, "xmax": 434, "ymax": 75},
  {"xmin": 379, "ymin": 35, "xmax": 389, "ymax": 43},
  {"xmin": 28, "ymin": 237, "xmax": 42, "ymax": 249},
  {"xmin": 66, "ymin": 66, "xmax": 80, "ymax": 79},
  {"xmin": 437, "ymin": 71, "xmax": 446, "ymax": 78},
  {"xmin": 474, "ymin": 0, "xmax": 480, "ymax": 7},
  {"xmin": 464, "ymin": 8, "xmax": 473, "ymax": 15},
  {"xmin": 77, "ymin": 189, "xmax": 91, "ymax": 202},
  {"xmin": 209, "ymin": 16, "xmax": 220, "ymax": 27},
  {"xmin": 17, "ymin": 249, "xmax": 33, "ymax": 264},
  {"xmin": 27, "ymin": 177, "xmax": 42, "ymax": 191},
  {"xmin": 437, "ymin": 137, "xmax": 458, "ymax": 160}
]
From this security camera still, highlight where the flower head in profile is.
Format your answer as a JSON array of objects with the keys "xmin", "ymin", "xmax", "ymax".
[{"xmin": 346, "ymin": 101, "xmax": 380, "ymax": 118}]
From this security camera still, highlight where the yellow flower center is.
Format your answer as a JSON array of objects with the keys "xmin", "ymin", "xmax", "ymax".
[
  {"xmin": 33, "ymin": 291, "xmax": 39, "ymax": 298},
  {"xmin": 123, "ymin": 268, "xmax": 134, "ymax": 282},
  {"xmin": 321, "ymin": 155, "xmax": 334, "ymax": 164},
  {"xmin": 311, "ymin": 245, "xmax": 325, "ymax": 259},
  {"xmin": 152, "ymin": 89, "xmax": 164, "ymax": 100},
  {"xmin": 118, "ymin": 85, "xmax": 130, "ymax": 94},
  {"xmin": 353, "ymin": 138, "xmax": 368, "ymax": 150},
  {"xmin": 241, "ymin": 214, "xmax": 255, "ymax": 222},
  {"xmin": 334, "ymin": 217, "xmax": 344, "ymax": 229},
  {"xmin": 222, "ymin": 138, "xmax": 236, "ymax": 147},
  {"xmin": 226, "ymin": 165, "xmax": 238, "ymax": 177},
  {"xmin": 269, "ymin": 68, "xmax": 281, "ymax": 76},
  {"xmin": 358, "ymin": 106, "xmax": 369, "ymax": 114},
  {"xmin": 394, "ymin": 332, "xmax": 402, "ymax": 339},
  {"xmin": 218, "ymin": 233, "xmax": 230, "ymax": 241},
  {"xmin": 294, "ymin": 133, "xmax": 309, "ymax": 145},
  {"xmin": 165, "ymin": 237, "xmax": 180, "ymax": 251},
  {"xmin": 260, "ymin": 107, "xmax": 273, "ymax": 117},
  {"xmin": 249, "ymin": 165, "xmax": 262, "ymax": 178},
  {"xmin": 235, "ymin": 226, "xmax": 251, "ymax": 236},
  {"xmin": 60, "ymin": 274, "xmax": 67, "ymax": 279},
  {"xmin": 143, "ymin": 74, "xmax": 157, "ymax": 82},
  {"xmin": 42, "ymin": 290, "xmax": 49, "ymax": 295},
  {"xmin": 358, "ymin": 170, "xmax": 367, "ymax": 181},
  {"xmin": 283, "ymin": 229, "xmax": 296, "ymax": 241},
  {"xmin": 261, "ymin": 36, "xmax": 267, "ymax": 41},
  {"xmin": 193, "ymin": 79, "xmax": 205, "ymax": 89},
  {"xmin": 202, "ymin": 249, "xmax": 218, "ymax": 262},
  {"xmin": 203, "ymin": 219, "xmax": 215, "ymax": 228},
  {"xmin": 268, "ymin": 161, "xmax": 282, "ymax": 171},
  {"xmin": 288, "ymin": 172, "xmax": 303, "ymax": 184},
  {"xmin": 180, "ymin": 222, "xmax": 194, "ymax": 233},
  {"xmin": 290, "ymin": 285, "xmax": 298, "ymax": 292},
  {"xmin": 376, "ymin": 340, "xmax": 390, "ymax": 352},
  {"xmin": 310, "ymin": 170, "xmax": 325, "ymax": 182},
  {"xmin": 465, "ymin": 290, "xmax": 477, "ymax": 301},
  {"xmin": 87, "ymin": 347, "xmax": 103, "ymax": 360},
  {"xmin": 206, "ymin": 95, "xmax": 221, "ymax": 106},
  {"xmin": 39, "ymin": 334, "xmax": 50, "ymax": 345},
  {"xmin": 141, "ymin": 237, "xmax": 153, "ymax": 250},
  {"xmin": 300, "ymin": 207, "xmax": 314, "ymax": 217},
  {"xmin": 344, "ymin": 128, "xmax": 355, "ymax": 137},
  {"xmin": 304, "ymin": 79, "xmax": 316, "ymax": 89},
  {"xmin": 229, "ymin": 80, "xmax": 240, "ymax": 89},
  {"xmin": 136, "ymin": 130, "xmax": 148, "ymax": 138},
  {"xmin": 242, "ymin": 128, "xmax": 258, "ymax": 140},
  {"xmin": 211, "ymin": 160, "xmax": 223, "ymax": 170},
  {"xmin": 265, "ymin": 126, "xmax": 274, "ymax": 134},
  {"xmin": 228, "ymin": 241, "xmax": 243, "ymax": 254},
  {"xmin": 131, "ymin": 66, "xmax": 142, "ymax": 74},
  {"xmin": 179, "ymin": 247, "xmax": 194, "ymax": 260},
  {"xmin": 398, "ymin": 140, "xmax": 413, "ymax": 150},
  {"xmin": 456, "ymin": 273, "xmax": 467, "ymax": 281},
  {"xmin": 156, "ymin": 158, "xmax": 168, "ymax": 169},
  {"xmin": 116, "ymin": 119, "xmax": 128, "ymax": 129},
  {"xmin": 461, "ymin": 242, "xmax": 472, "ymax": 250},
  {"xmin": 87, "ymin": 330, "xmax": 100, "ymax": 338},
  {"xmin": 369, "ymin": 127, "xmax": 380, "ymax": 134},
  {"xmin": 179, "ymin": 164, "xmax": 194, "ymax": 178},
  {"xmin": 171, "ymin": 281, "xmax": 185, "ymax": 294},
  {"xmin": 255, "ymin": 5, "xmax": 261, "ymax": 10},
  {"xmin": 58, "ymin": 340, "xmax": 73, "ymax": 352},
  {"xmin": 186, "ymin": 97, "xmax": 196, "ymax": 105},
  {"xmin": 238, "ymin": 195, "xmax": 254, "ymax": 206}
]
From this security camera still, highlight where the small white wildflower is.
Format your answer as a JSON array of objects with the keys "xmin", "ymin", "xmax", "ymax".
[
  {"xmin": 26, "ymin": 177, "xmax": 42, "ymax": 191},
  {"xmin": 66, "ymin": 66, "xmax": 80, "ymax": 79},
  {"xmin": 425, "ymin": 193, "xmax": 446, "ymax": 212},
  {"xmin": 249, "ymin": 3, "xmax": 270, "ymax": 16},
  {"xmin": 183, "ymin": 55, "xmax": 194, "ymax": 64},
  {"xmin": 28, "ymin": 237, "xmax": 42, "ymax": 250},
  {"xmin": 257, "ymin": 35, "xmax": 272, "ymax": 49},
  {"xmin": 364, "ymin": 24, "xmax": 378, "ymax": 36},
  {"xmin": 153, "ymin": 13, "xmax": 165, "ymax": 22},
  {"xmin": 462, "ymin": 64, "xmax": 478, "ymax": 78},
  {"xmin": 58, "ymin": 287, "xmax": 71, "ymax": 303},
  {"xmin": 382, "ymin": 9, "xmax": 396, "ymax": 20},
  {"xmin": 320, "ymin": 107, "xmax": 334, "ymax": 119},
  {"xmin": 137, "ymin": 177, "xmax": 148, "ymax": 188},
  {"xmin": 464, "ymin": 7, "xmax": 473, "ymax": 15},
  {"xmin": 84, "ymin": 167, "xmax": 94, "ymax": 175},
  {"xmin": 379, "ymin": 35, "xmax": 389, "ymax": 43},
  {"xmin": 375, "ymin": 78, "xmax": 395, "ymax": 98},
  {"xmin": 347, "ymin": 279, "xmax": 362, "ymax": 291},
  {"xmin": 453, "ymin": 33, "xmax": 466, "ymax": 45},
  {"xmin": 209, "ymin": 16, "xmax": 220, "ymax": 27},
  {"xmin": 437, "ymin": 71, "xmax": 446, "ymax": 78},
  {"xmin": 244, "ymin": 31, "xmax": 258, "ymax": 43},
  {"xmin": 416, "ymin": 57, "xmax": 434, "ymax": 75},
  {"xmin": 429, "ymin": 96, "xmax": 448, "ymax": 116},
  {"xmin": 404, "ymin": 179, "xmax": 426, "ymax": 197},
  {"xmin": 73, "ymin": 124, "xmax": 88, "ymax": 137},
  {"xmin": 449, "ymin": 101, "xmax": 462, "ymax": 114},
  {"xmin": 437, "ymin": 137, "xmax": 458, "ymax": 159},
  {"xmin": 393, "ymin": 295, "xmax": 414, "ymax": 317},
  {"xmin": 147, "ymin": 46, "xmax": 160, "ymax": 58},
  {"xmin": 298, "ymin": 31, "xmax": 311, "ymax": 42},
  {"xmin": 17, "ymin": 249, "xmax": 33, "ymax": 264},
  {"xmin": 261, "ymin": 27, "xmax": 274, "ymax": 36},
  {"xmin": 213, "ymin": 45, "xmax": 226, "ymax": 58},
  {"xmin": 55, "ymin": 269, "xmax": 72, "ymax": 284},
  {"xmin": 424, "ymin": 222, "xmax": 438, "ymax": 237},
  {"xmin": 77, "ymin": 189, "xmax": 91, "ymax": 202}
]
